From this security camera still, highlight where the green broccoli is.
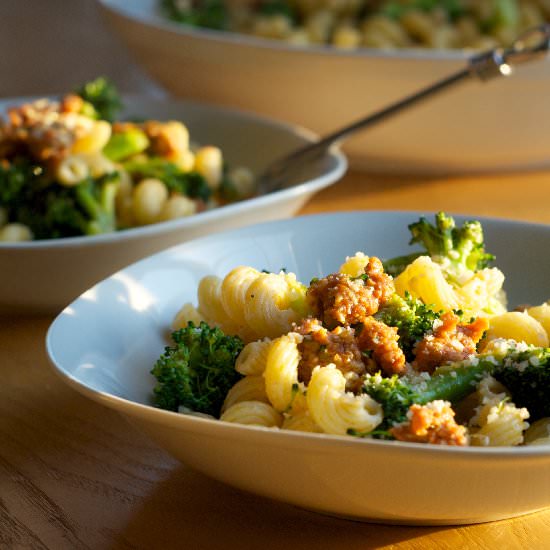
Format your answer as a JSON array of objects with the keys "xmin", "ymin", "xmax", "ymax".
[
  {"xmin": 381, "ymin": 0, "xmax": 464, "ymax": 20},
  {"xmin": 362, "ymin": 361, "xmax": 492, "ymax": 435},
  {"xmin": 123, "ymin": 157, "xmax": 212, "ymax": 202},
  {"xmin": 258, "ymin": 1, "xmax": 296, "ymax": 21},
  {"xmin": 1, "ymin": 159, "xmax": 119, "ymax": 239},
  {"xmin": 491, "ymin": 344, "xmax": 550, "ymax": 421},
  {"xmin": 382, "ymin": 212, "xmax": 494, "ymax": 282},
  {"xmin": 361, "ymin": 342, "xmax": 550, "ymax": 437},
  {"xmin": 103, "ymin": 127, "xmax": 150, "ymax": 162},
  {"xmin": 374, "ymin": 292, "xmax": 441, "ymax": 361},
  {"xmin": 162, "ymin": 0, "xmax": 227, "ymax": 30},
  {"xmin": 75, "ymin": 76, "xmax": 122, "ymax": 122},
  {"xmin": 151, "ymin": 321, "xmax": 244, "ymax": 417}
]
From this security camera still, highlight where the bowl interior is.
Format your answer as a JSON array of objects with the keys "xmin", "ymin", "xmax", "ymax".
[{"xmin": 47, "ymin": 211, "xmax": 550, "ymax": 405}]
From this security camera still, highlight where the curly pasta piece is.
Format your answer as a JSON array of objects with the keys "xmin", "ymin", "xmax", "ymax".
[
  {"xmin": 221, "ymin": 266, "xmax": 262, "ymax": 328},
  {"xmin": 455, "ymin": 268, "xmax": 506, "ymax": 315},
  {"xmin": 243, "ymin": 271, "xmax": 306, "ymax": 339},
  {"xmin": 282, "ymin": 410, "xmax": 323, "ymax": 433},
  {"xmin": 339, "ymin": 252, "xmax": 369, "ymax": 277},
  {"xmin": 526, "ymin": 303, "xmax": 550, "ymax": 340},
  {"xmin": 524, "ymin": 418, "xmax": 550, "ymax": 446},
  {"xmin": 171, "ymin": 302, "xmax": 205, "ymax": 330},
  {"xmin": 469, "ymin": 375, "xmax": 530, "ymax": 447},
  {"xmin": 394, "ymin": 256, "xmax": 460, "ymax": 312},
  {"xmin": 220, "ymin": 401, "xmax": 283, "ymax": 428},
  {"xmin": 221, "ymin": 376, "xmax": 269, "ymax": 413},
  {"xmin": 264, "ymin": 333, "xmax": 305, "ymax": 413},
  {"xmin": 196, "ymin": 275, "xmax": 240, "ymax": 334},
  {"xmin": 235, "ymin": 338, "xmax": 273, "ymax": 376},
  {"xmin": 482, "ymin": 311, "xmax": 549, "ymax": 348},
  {"xmin": 306, "ymin": 364, "xmax": 383, "ymax": 436}
]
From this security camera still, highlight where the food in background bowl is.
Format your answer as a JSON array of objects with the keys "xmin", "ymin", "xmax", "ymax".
[
  {"xmin": 0, "ymin": 77, "xmax": 254, "ymax": 242},
  {"xmin": 99, "ymin": 0, "xmax": 550, "ymax": 174},
  {"xmin": 162, "ymin": 0, "xmax": 550, "ymax": 50},
  {"xmin": 0, "ymin": 95, "xmax": 346, "ymax": 314}
]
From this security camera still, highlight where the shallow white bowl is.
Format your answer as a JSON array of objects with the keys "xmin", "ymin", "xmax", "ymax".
[
  {"xmin": 0, "ymin": 96, "xmax": 345, "ymax": 314},
  {"xmin": 99, "ymin": 0, "xmax": 550, "ymax": 175},
  {"xmin": 46, "ymin": 211, "xmax": 550, "ymax": 525}
]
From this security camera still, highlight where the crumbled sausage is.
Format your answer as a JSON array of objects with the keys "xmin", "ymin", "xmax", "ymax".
[
  {"xmin": 0, "ymin": 96, "xmax": 91, "ymax": 162},
  {"xmin": 307, "ymin": 257, "xmax": 394, "ymax": 328},
  {"xmin": 390, "ymin": 400, "xmax": 469, "ymax": 446},
  {"xmin": 60, "ymin": 94, "xmax": 84, "ymax": 114},
  {"xmin": 413, "ymin": 311, "xmax": 489, "ymax": 373},
  {"xmin": 294, "ymin": 318, "xmax": 365, "ymax": 393},
  {"xmin": 356, "ymin": 316, "xmax": 406, "ymax": 375}
]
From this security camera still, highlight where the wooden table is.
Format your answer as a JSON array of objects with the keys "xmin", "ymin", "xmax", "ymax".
[{"xmin": 2, "ymin": 171, "xmax": 550, "ymax": 549}]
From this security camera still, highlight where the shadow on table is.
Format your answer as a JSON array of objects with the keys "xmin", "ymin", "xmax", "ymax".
[{"xmin": 117, "ymin": 464, "xmax": 454, "ymax": 550}]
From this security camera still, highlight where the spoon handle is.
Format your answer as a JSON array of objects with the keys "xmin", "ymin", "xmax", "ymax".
[{"xmin": 258, "ymin": 23, "xmax": 550, "ymax": 194}]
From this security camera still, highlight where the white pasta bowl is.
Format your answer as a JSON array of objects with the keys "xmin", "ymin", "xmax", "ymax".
[
  {"xmin": 99, "ymin": 0, "xmax": 550, "ymax": 175},
  {"xmin": 0, "ymin": 96, "xmax": 345, "ymax": 315},
  {"xmin": 46, "ymin": 211, "xmax": 550, "ymax": 525}
]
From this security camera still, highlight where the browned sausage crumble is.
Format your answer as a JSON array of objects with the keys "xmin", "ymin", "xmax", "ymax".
[
  {"xmin": 356, "ymin": 316, "xmax": 406, "ymax": 376},
  {"xmin": 307, "ymin": 257, "xmax": 394, "ymax": 329},
  {"xmin": 390, "ymin": 401, "xmax": 469, "ymax": 446},
  {"xmin": 413, "ymin": 311, "xmax": 489, "ymax": 373},
  {"xmin": 294, "ymin": 318, "xmax": 365, "ymax": 393}
]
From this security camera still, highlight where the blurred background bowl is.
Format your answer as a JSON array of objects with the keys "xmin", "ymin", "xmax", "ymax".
[
  {"xmin": 99, "ymin": 0, "xmax": 550, "ymax": 175},
  {"xmin": 0, "ymin": 95, "xmax": 345, "ymax": 315}
]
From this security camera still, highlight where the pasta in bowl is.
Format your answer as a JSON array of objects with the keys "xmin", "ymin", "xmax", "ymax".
[{"xmin": 46, "ymin": 211, "xmax": 550, "ymax": 525}]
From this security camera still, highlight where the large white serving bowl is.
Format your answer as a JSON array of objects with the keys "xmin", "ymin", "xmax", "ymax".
[
  {"xmin": 99, "ymin": 0, "xmax": 550, "ymax": 175},
  {"xmin": 0, "ymin": 96, "xmax": 345, "ymax": 315},
  {"xmin": 46, "ymin": 211, "xmax": 550, "ymax": 525}
]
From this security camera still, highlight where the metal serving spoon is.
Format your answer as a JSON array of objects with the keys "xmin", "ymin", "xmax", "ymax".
[{"xmin": 257, "ymin": 23, "xmax": 550, "ymax": 195}]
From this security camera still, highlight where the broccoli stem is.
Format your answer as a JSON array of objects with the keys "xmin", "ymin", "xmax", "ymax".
[
  {"xmin": 74, "ymin": 176, "xmax": 118, "ymax": 235},
  {"xmin": 103, "ymin": 128, "xmax": 150, "ymax": 161},
  {"xmin": 418, "ymin": 362, "xmax": 493, "ymax": 405}
]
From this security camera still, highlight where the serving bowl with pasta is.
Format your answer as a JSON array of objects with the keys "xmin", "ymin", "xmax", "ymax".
[
  {"xmin": 99, "ymin": 0, "xmax": 550, "ymax": 174},
  {"xmin": 0, "ymin": 91, "xmax": 345, "ymax": 314},
  {"xmin": 47, "ymin": 211, "xmax": 550, "ymax": 525}
]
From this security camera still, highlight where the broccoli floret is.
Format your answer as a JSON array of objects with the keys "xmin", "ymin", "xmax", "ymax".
[
  {"xmin": 362, "ymin": 342, "xmax": 550, "ymax": 437},
  {"xmin": 259, "ymin": 0, "xmax": 297, "ymax": 21},
  {"xmin": 383, "ymin": 212, "xmax": 494, "ymax": 281},
  {"xmin": 162, "ymin": 0, "xmax": 227, "ymax": 30},
  {"xmin": 151, "ymin": 321, "xmax": 244, "ymax": 417},
  {"xmin": 1, "ymin": 159, "xmax": 119, "ymax": 239},
  {"xmin": 363, "ymin": 361, "xmax": 491, "ymax": 435},
  {"xmin": 380, "ymin": 0, "xmax": 464, "ymax": 20},
  {"xmin": 73, "ymin": 174, "xmax": 119, "ymax": 235},
  {"xmin": 374, "ymin": 292, "xmax": 441, "ymax": 361},
  {"xmin": 492, "ymin": 344, "xmax": 550, "ymax": 421},
  {"xmin": 75, "ymin": 77, "xmax": 122, "ymax": 122},
  {"xmin": 123, "ymin": 158, "xmax": 212, "ymax": 202}
]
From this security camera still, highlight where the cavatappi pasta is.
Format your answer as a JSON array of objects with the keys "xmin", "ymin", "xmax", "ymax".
[
  {"xmin": 156, "ymin": 214, "xmax": 550, "ymax": 447},
  {"xmin": 0, "ymin": 78, "xmax": 255, "ymax": 241},
  {"xmin": 163, "ymin": 0, "xmax": 550, "ymax": 51}
]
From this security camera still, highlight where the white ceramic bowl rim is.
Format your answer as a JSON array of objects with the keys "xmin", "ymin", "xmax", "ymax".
[
  {"xmin": 0, "ymin": 95, "xmax": 346, "ymax": 249},
  {"xmin": 46, "ymin": 209, "xmax": 550, "ymax": 459},
  {"xmin": 99, "ymin": 0, "xmax": 474, "ymax": 61}
]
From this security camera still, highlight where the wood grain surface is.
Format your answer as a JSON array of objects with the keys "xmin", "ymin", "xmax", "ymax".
[{"xmin": 2, "ymin": 170, "xmax": 550, "ymax": 550}]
